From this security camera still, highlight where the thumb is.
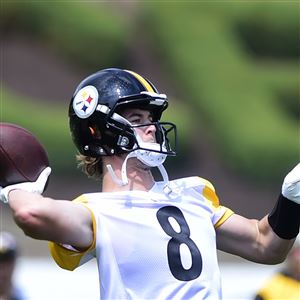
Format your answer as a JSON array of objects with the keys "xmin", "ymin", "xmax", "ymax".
[
  {"xmin": 37, "ymin": 167, "xmax": 51, "ymax": 182},
  {"xmin": 35, "ymin": 167, "xmax": 52, "ymax": 192}
]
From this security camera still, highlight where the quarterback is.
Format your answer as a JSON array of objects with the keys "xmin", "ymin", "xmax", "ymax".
[{"xmin": 1, "ymin": 68, "xmax": 300, "ymax": 299}]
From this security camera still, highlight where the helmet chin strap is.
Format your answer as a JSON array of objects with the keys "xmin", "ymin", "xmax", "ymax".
[
  {"xmin": 106, "ymin": 151, "xmax": 136, "ymax": 186},
  {"xmin": 157, "ymin": 164, "xmax": 172, "ymax": 195},
  {"xmin": 106, "ymin": 142, "xmax": 171, "ymax": 194}
]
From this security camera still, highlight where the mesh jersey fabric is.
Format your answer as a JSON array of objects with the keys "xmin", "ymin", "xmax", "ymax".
[{"xmin": 49, "ymin": 176, "xmax": 234, "ymax": 300}]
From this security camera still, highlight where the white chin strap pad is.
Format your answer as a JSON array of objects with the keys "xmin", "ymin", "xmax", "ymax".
[
  {"xmin": 106, "ymin": 129, "xmax": 170, "ymax": 192},
  {"xmin": 134, "ymin": 146, "xmax": 167, "ymax": 167},
  {"xmin": 106, "ymin": 145, "xmax": 171, "ymax": 194},
  {"xmin": 134, "ymin": 133, "xmax": 167, "ymax": 167}
]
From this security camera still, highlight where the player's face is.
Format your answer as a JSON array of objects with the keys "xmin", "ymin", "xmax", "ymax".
[{"xmin": 121, "ymin": 108, "xmax": 157, "ymax": 143}]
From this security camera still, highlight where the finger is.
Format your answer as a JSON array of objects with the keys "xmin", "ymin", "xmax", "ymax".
[{"xmin": 37, "ymin": 167, "xmax": 52, "ymax": 185}]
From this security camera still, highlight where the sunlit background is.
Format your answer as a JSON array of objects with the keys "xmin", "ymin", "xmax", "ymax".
[{"xmin": 1, "ymin": 1, "xmax": 299, "ymax": 299}]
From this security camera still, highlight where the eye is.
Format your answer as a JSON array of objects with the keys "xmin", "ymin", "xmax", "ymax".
[
  {"xmin": 125, "ymin": 111, "xmax": 153, "ymax": 125},
  {"xmin": 130, "ymin": 117, "xmax": 142, "ymax": 125}
]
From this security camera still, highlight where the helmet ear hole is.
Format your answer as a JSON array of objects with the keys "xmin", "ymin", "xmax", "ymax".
[
  {"xmin": 89, "ymin": 126, "xmax": 102, "ymax": 139},
  {"xmin": 89, "ymin": 127, "xmax": 95, "ymax": 135}
]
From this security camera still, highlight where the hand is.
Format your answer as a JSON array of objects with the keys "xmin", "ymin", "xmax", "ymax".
[
  {"xmin": 282, "ymin": 163, "xmax": 300, "ymax": 204},
  {"xmin": 0, "ymin": 167, "xmax": 51, "ymax": 203}
]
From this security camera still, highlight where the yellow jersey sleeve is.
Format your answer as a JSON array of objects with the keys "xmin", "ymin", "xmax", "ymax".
[{"xmin": 48, "ymin": 195, "xmax": 97, "ymax": 271}]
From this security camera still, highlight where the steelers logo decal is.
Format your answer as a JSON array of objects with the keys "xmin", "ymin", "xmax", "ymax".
[{"xmin": 73, "ymin": 85, "xmax": 98, "ymax": 119}]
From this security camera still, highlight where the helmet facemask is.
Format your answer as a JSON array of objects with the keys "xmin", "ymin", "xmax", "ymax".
[
  {"xmin": 104, "ymin": 102, "xmax": 177, "ymax": 188},
  {"xmin": 106, "ymin": 131, "xmax": 176, "ymax": 190},
  {"xmin": 130, "ymin": 122, "xmax": 176, "ymax": 167},
  {"xmin": 101, "ymin": 94, "xmax": 177, "ymax": 158}
]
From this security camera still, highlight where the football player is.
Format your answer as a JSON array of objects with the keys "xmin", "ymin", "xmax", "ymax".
[
  {"xmin": 1, "ymin": 68, "xmax": 299, "ymax": 299},
  {"xmin": 0, "ymin": 231, "xmax": 26, "ymax": 300}
]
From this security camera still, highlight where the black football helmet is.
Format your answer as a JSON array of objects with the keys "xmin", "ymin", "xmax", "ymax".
[{"xmin": 69, "ymin": 68, "xmax": 177, "ymax": 158}]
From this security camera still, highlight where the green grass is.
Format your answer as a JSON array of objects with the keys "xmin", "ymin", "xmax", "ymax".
[
  {"xmin": 1, "ymin": 2, "xmax": 130, "ymax": 69},
  {"xmin": 1, "ymin": 89, "xmax": 75, "ymax": 172},
  {"xmin": 1, "ymin": 2, "xmax": 299, "ymax": 182},
  {"xmin": 142, "ymin": 2, "xmax": 299, "ymax": 181}
]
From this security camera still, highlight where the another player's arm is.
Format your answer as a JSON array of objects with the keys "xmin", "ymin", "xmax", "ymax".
[
  {"xmin": 216, "ymin": 164, "xmax": 300, "ymax": 264},
  {"xmin": 8, "ymin": 189, "xmax": 93, "ymax": 250}
]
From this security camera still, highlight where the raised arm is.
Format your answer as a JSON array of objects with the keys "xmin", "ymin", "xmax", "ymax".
[
  {"xmin": 216, "ymin": 164, "xmax": 300, "ymax": 264},
  {"xmin": 1, "ymin": 168, "xmax": 93, "ymax": 250}
]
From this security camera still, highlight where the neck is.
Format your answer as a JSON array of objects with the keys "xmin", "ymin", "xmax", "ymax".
[{"xmin": 102, "ymin": 155, "xmax": 155, "ymax": 192}]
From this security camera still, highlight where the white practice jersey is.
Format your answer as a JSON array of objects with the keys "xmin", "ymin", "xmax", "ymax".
[{"xmin": 50, "ymin": 176, "xmax": 233, "ymax": 300}]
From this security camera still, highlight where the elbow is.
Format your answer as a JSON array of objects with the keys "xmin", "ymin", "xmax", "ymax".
[
  {"xmin": 264, "ymin": 257, "xmax": 285, "ymax": 265},
  {"xmin": 13, "ymin": 206, "xmax": 41, "ymax": 238},
  {"xmin": 259, "ymin": 249, "xmax": 287, "ymax": 265},
  {"xmin": 267, "ymin": 253, "xmax": 287, "ymax": 265}
]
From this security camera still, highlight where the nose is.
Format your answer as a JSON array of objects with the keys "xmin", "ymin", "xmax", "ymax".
[{"xmin": 145, "ymin": 124, "xmax": 156, "ymax": 135}]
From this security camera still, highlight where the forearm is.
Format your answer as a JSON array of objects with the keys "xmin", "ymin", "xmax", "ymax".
[
  {"xmin": 8, "ymin": 190, "xmax": 56, "ymax": 239},
  {"xmin": 8, "ymin": 189, "xmax": 93, "ymax": 248},
  {"xmin": 257, "ymin": 192, "xmax": 300, "ymax": 263},
  {"xmin": 1, "ymin": 166, "xmax": 92, "ymax": 249},
  {"xmin": 217, "ymin": 214, "xmax": 296, "ymax": 264},
  {"xmin": 256, "ymin": 215, "xmax": 295, "ymax": 264},
  {"xmin": 243, "ymin": 164, "xmax": 300, "ymax": 263}
]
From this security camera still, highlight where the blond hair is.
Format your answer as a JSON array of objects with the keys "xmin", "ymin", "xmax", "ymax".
[{"xmin": 76, "ymin": 154, "xmax": 103, "ymax": 181}]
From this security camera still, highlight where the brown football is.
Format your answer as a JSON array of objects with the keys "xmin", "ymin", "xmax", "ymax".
[{"xmin": 0, "ymin": 123, "xmax": 49, "ymax": 187}]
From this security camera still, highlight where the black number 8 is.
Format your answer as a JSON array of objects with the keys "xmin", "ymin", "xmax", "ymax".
[{"xmin": 156, "ymin": 206, "xmax": 202, "ymax": 281}]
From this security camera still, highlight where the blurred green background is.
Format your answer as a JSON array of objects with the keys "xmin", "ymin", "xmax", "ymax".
[{"xmin": 1, "ymin": 1, "xmax": 299, "ymax": 219}]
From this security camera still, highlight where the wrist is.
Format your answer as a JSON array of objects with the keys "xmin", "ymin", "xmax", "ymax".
[{"xmin": 268, "ymin": 194, "xmax": 300, "ymax": 239}]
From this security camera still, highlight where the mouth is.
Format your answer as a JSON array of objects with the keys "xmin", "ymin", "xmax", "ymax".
[{"xmin": 145, "ymin": 139, "xmax": 156, "ymax": 144}]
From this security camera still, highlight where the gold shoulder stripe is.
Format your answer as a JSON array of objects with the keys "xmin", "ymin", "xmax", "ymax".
[
  {"xmin": 198, "ymin": 176, "xmax": 215, "ymax": 192},
  {"xmin": 203, "ymin": 185, "xmax": 219, "ymax": 208},
  {"xmin": 125, "ymin": 70, "xmax": 155, "ymax": 92}
]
